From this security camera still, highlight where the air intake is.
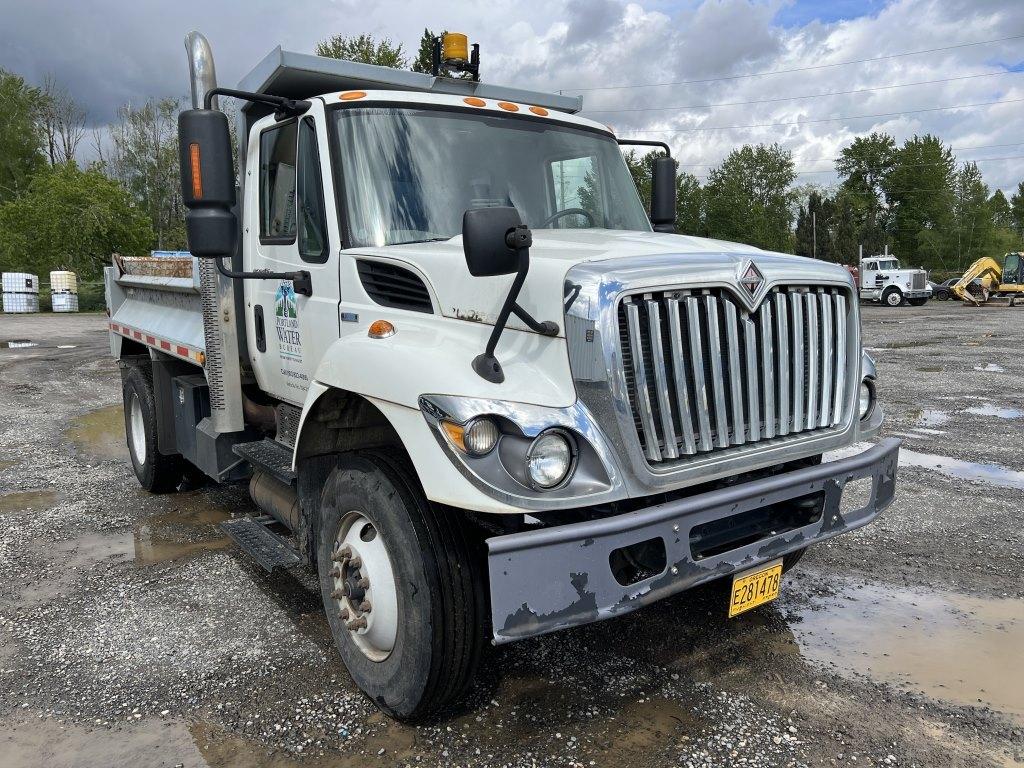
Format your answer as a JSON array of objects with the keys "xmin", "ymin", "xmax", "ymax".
[{"xmin": 357, "ymin": 260, "xmax": 433, "ymax": 313}]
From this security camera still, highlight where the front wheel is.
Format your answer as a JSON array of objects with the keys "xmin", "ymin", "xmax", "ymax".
[
  {"xmin": 882, "ymin": 287, "xmax": 904, "ymax": 307},
  {"xmin": 317, "ymin": 452, "xmax": 485, "ymax": 721}
]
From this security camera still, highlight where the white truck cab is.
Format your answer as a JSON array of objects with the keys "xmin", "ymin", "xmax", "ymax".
[
  {"xmin": 858, "ymin": 254, "xmax": 931, "ymax": 306},
  {"xmin": 104, "ymin": 32, "xmax": 899, "ymax": 721}
]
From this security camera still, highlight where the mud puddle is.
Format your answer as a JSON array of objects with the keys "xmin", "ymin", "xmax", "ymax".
[
  {"xmin": 134, "ymin": 495, "xmax": 232, "ymax": 564},
  {"xmin": 0, "ymin": 716, "xmax": 206, "ymax": 768},
  {"xmin": 899, "ymin": 448, "xmax": 1024, "ymax": 491},
  {"xmin": 964, "ymin": 404, "xmax": 1023, "ymax": 419},
  {"xmin": 789, "ymin": 581, "xmax": 1024, "ymax": 724},
  {"xmin": 0, "ymin": 488, "xmax": 58, "ymax": 514},
  {"xmin": 914, "ymin": 408, "xmax": 950, "ymax": 428},
  {"xmin": 65, "ymin": 404, "xmax": 126, "ymax": 461}
]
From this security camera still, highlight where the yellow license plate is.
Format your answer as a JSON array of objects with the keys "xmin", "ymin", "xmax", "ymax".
[{"xmin": 728, "ymin": 559, "xmax": 783, "ymax": 618}]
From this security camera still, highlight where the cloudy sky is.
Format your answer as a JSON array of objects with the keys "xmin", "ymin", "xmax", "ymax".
[{"xmin": 1, "ymin": 0, "xmax": 1022, "ymax": 191}]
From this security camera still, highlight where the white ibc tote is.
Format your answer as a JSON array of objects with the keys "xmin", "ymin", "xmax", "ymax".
[
  {"xmin": 49, "ymin": 270, "xmax": 79, "ymax": 313},
  {"xmin": 2, "ymin": 272, "xmax": 40, "ymax": 314}
]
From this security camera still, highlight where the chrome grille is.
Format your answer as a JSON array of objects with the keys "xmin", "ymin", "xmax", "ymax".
[
  {"xmin": 911, "ymin": 272, "xmax": 926, "ymax": 290},
  {"xmin": 618, "ymin": 286, "xmax": 851, "ymax": 465}
]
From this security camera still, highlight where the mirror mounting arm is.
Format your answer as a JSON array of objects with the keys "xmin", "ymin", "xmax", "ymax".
[
  {"xmin": 473, "ymin": 226, "xmax": 559, "ymax": 384},
  {"xmin": 214, "ymin": 258, "xmax": 312, "ymax": 297}
]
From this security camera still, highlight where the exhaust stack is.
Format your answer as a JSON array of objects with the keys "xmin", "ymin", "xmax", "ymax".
[{"xmin": 184, "ymin": 31, "xmax": 245, "ymax": 434}]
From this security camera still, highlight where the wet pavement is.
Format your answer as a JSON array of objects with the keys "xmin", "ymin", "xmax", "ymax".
[{"xmin": 1, "ymin": 306, "xmax": 1023, "ymax": 768}]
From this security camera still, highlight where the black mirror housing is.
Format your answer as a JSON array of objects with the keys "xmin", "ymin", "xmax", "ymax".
[
  {"xmin": 178, "ymin": 109, "xmax": 237, "ymax": 258},
  {"xmin": 462, "ymin": 206, "xmax": 523, "ymax": 276},
  {"xmin": 650, "ymin": 156, "xmax": 676, "ymax": 234}
]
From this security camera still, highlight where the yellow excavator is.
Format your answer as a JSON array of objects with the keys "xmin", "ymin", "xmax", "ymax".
[{"xmin": 952, "ymin": 252, "xmax": 1024, "ymax": 306}]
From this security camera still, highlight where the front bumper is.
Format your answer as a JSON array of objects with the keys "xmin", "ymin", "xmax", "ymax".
[
  {"xmin": 905, "ymin": 290, "xmax": 931, "ymax": 299},
  {"xmin": 487, "ymin": 437, "xmax": 900, "ymax": 643}
]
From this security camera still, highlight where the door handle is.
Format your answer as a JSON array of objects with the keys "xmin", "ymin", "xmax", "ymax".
[{"xmin": 254, "ymin": 305, "xmax": 267, "ymax": 353}]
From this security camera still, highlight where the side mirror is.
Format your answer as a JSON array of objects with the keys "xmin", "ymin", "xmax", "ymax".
[
  {"xmin": 178, "ymin": 109, "xmax": 237, "ymax": 258},
  {"xmin": 461, "ymin": 206, "xmax": 558, "ymax": 383},
  {"xmin": 650, "ymin": 155, "xmax": 676, "ymax": 234},
  {"xmin": 462, "ymin": 206, "xmax": 525, "ymax": 276}
]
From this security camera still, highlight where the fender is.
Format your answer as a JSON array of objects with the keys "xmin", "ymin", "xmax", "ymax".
[{"xmin": 290, "ymin": 312, "xmax": 579, "ymax": 514}]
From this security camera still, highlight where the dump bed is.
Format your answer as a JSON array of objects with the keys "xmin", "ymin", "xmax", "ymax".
[{"xmin": 103, "ymin": 255, "xmax": 207, "ymax": 366}]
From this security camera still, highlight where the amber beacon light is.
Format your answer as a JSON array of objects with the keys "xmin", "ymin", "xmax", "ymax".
[{"xmin": 431, "ymin": 31, "xmax": 480, "ymax": 81}]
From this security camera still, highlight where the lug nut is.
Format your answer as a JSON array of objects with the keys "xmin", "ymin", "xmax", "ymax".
[
  {"xmin": 346, "ymin": 617, "xmax": 368, "ymax": 631},
  {"xmin": 356, "ymin": 577, "xmax": 370, "ymax": 590},
  {"xmin": 358, "ymin": 601, "xmax": 372, "ymax": 613},
  {"xmin": 348, "ymin": 555, "xmax": 362, "ymax": 569},
  {"xmin": 331, "ymin": 588, "xmax": 344, "ymax": 599},
  {"xmin": 329, "ymin": 566, "xmax": 341, "ymax": 578},
  {"xmin": 339, "ymin": 608, "xmax": 350, "ymax": 621}
]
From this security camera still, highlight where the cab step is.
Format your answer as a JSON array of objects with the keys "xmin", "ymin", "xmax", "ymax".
[
  {"xmin": 233, "ymin": 438, "xmax": 296, "ymax": 485},
  {"xmin": 221, "ymin": 516, "xmax": 302, "ymax": 572}
]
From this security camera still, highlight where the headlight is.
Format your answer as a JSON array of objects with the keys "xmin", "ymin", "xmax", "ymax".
[
  {"xmin": 526, "ymin": 431, "xmax": 573, "ymax": 489},
  {"xmin": 464, "ymin": 418, "xmax": 499, "ymax": 456},
  {"xmin": 441, "ymin": 417, "xmax": 499, "ymax": 456},
  {"xmin": 859, "ymin": 380, "xmax": 874, "ymax": 419}
]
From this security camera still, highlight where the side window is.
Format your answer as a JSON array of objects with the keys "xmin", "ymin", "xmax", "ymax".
[
  {"xmin": 550, "ymin": 155, "xmax": 600, "ymax": 227},
  {"xmin": 297, "ymin": 118, "xmax": 328, "ymax": 262},
  {"xmin": 259, "ymin": 121, "xmax": 298, "ymax": 242}
]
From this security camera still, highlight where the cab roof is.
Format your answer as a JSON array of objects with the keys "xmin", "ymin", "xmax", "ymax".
[{"xmin": 237, "ymin": 47, "xmax": 583, "ymax": 116}]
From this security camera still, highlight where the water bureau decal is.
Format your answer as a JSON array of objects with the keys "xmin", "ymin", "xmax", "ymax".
[{"xmin": 274, "ymin": 281, "xmax": 308, "ymax": 391}]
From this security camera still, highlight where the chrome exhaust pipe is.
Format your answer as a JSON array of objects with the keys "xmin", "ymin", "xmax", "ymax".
[{"xmin": 183, "ymin": 31, "xmax": 245, "ymax": 434}]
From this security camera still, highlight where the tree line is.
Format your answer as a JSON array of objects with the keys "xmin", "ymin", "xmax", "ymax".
[
  {"xmin": 626, "ymin": 133, "xmax": 1024, "ymax": 272},
  {"xmin": 2, "ymin": 31, "xmax": 1022, "ymax": 284}
]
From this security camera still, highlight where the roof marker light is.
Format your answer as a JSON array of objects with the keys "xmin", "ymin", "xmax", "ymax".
[
  {"xmin": 463, "ymin": 97, "xmax": 486, "ymax": 107},
  {"xmin": 497, "ymin": 101, "xmax": 519, "ymax": 112},
  {"xmin": 529, "ymin": 106, "xmax": 548, "ymax": 116},
  {"xmin": 340, "ymin": 91, "xmax": 367, "ymax": 100}
]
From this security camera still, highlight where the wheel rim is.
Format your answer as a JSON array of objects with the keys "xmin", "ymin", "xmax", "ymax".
[
  {"xmin": 886, "ymin": 292, "xmax": 901, "ymax": 305},
  {"xmin": 129, "ymin": 393, "xmax": 146, "ymax": 464},
  {"xmin": 328, "ymin": 511, "xmax": 399, "ymax": 662}
]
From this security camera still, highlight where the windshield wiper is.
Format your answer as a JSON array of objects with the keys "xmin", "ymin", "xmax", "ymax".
[{"xmin": 394, "ymin": 236, "xmax": 452, "ymax": 246}]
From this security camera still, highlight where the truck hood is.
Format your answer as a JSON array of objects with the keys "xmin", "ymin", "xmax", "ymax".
[{"xmin": 352, "ymin": 229, "xmax": 854, "ymax": 333}]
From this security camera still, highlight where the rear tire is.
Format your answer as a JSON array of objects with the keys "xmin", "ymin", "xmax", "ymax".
[
  {"xmin": 882, "ymin": 287, "xmax": 903, "ymax": 307},
  {"xmin": 316, "ymin": 452, "xmax": 485, "ymax": 721},
  {"xmin": 782, "ymin": 547, "xmax": 806, "ymax": 573},
  {"xmin": 121, "ymin": 365, "xmax": 185, "ymax": 493}
]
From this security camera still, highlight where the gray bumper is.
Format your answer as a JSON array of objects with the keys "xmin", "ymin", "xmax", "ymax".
[
  {"xmin": 487, "ymin": 438, "xmax": 900, "ymax": 644},
  {"xmin": 906, "ymin": 290, "xmax": 931, "ymax": 299}
]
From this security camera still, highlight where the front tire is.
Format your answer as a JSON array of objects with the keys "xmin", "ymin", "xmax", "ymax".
[
  {"xmin": 317, "ymin": 452, "xmax": 485, "ymax": 721},
  {"xmin": 882, "ymin": 287, "xmax": 903, "ymax": 307},
  {"xmin": 121, "ymin": 365, "xmax": 185, "ymax": 493}
]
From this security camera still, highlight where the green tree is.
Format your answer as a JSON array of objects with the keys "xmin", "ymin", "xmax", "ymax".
[
  {"xmin": 676, "ymin": 171, "xmax": 703, "ymax": 236},
  {"xmin": 0, "ymin": 69, "xmax": 47, "ymax": 202},
  {"xmin": 951, "ymin": 162, "xmax": 992, "ymax": 268},
  {"xmin": 0, "ymin": 163, "xmax": 152, "ymax": 279},
  {"xmin": 794, "ymin": 189, "xmax": 831, "ymax": 259},
  {"xmin": 104, "ymin": 98, "xmax": 185, "ymax": 250},
  {"xmin": 884, "ymin": 135, "xmax": 955, "ymax": 269},
  {"xmin": 835, "ymin": 132, "xmax": 896, "ymax": 254},
  {"xmin": 1010, "ymin": 181, "xmax": 1024, "ymax": 242},
  {"xmin": 316, "ymin": 34, "xmax": 407, "ymax": 68},
  {"xmin": 988, "ymin": 189, "xmax": 1012, "ymax": 229},
  {"xmin": 830, "ymin": 190, "xmax": 860, "ymax": 264},
  {"xmin": 704, "ymin": 143, "xmax": 796, "ymax": 252}
]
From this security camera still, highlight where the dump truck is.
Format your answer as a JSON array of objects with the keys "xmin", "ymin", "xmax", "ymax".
[
  {"xmin": 104, "ymin": 31, "xmax": 898, "ymax": 720},
  {"xmin": 856, "ymin": 252, "xmax": 931, "ymax": 306},
  {"xmin": 952, "ymin": 252, "xmax": 1024, "ymax": 306}
]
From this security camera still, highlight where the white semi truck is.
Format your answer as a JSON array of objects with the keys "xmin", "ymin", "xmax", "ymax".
[
  {"xmin": 857, "ymin": 252, "xmax": 931, "ymax": 306},
  {"xmin": 105, "ymin": 31, "xmax": 898, "ymax": 720}
]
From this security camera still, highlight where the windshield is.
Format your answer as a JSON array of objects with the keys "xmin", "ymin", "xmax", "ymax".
[
  {"xmin": 330, "ymin": 106, "xmax": 651, "ymax": 248},
  {"xmin": 874, "ymin": 259, "xmax": 900, "ymax": 270}
]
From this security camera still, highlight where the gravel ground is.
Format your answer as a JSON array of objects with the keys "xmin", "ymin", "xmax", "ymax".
[{"xmin": 0, "ymin": 305, "xmax": 1022, "ymax": 768}]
